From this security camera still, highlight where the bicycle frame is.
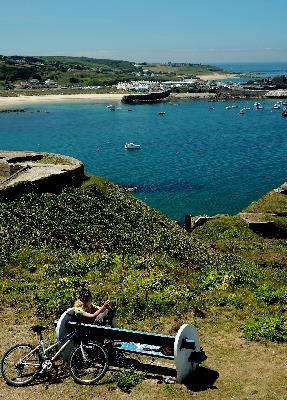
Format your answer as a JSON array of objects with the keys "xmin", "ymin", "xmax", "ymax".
[
  {"xmin": 20, "ymin": 330, "xmax": 77, "ymax": 368},
  {"xmin": 42, "ymin": 330, "xmax": 77, "ymax": 362}
]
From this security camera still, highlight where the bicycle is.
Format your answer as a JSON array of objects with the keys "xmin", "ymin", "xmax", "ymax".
[{"xmin": 1, "ymin": 324, "xmax": 109, "ymax": 386}]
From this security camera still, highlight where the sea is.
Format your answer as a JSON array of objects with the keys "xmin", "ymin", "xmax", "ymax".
[{"xmin": 0, "ymin": 62, "xmax": 286, "ymax": 224}]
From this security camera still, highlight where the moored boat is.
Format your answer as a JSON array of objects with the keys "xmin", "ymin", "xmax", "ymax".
[
  {"xmin": 125, "ymin": 142, "xmax": 141, "ymax": 149},
  {"xmin": 282, "ymin": 111, "xmax": 287, "ymax": 118},
  {"xmin": 254, "ymin": 102, "xmax": 263, "ymax": 109}
]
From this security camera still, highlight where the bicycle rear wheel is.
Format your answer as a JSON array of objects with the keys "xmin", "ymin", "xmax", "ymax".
[
  {"xmin": 69, "ymin": 341, "xmax": 108, "ymax": 385},
  {"xmin": 1, "ymin": 343, "xmax": 42, "ymax": 386}
]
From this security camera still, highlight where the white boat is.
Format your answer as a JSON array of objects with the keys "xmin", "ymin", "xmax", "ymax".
[
  {"xmin": 107, "ymin": 104, "xmax": 115, "ymax": 110},
  {"xmin": 254, "ymin": 102, "xmax": 263, "ymax": 109},
  {"xmin": 125, "ymin": 142, "xmax": 141, "ymax": 150},
  {"xmin": 239, "ymin": 109, "xmax": 246, "ymax": 114},
  {"xmin": 273, "ymin": 103, "xmax": 281, "ymax": 109}
]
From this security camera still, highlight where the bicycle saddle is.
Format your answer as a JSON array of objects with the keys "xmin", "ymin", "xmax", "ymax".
[{"xmin": 31, "ymin": 325, "xmax": 47, "ymax": 334}]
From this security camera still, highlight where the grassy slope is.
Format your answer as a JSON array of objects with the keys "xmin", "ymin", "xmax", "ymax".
[
  {"xmin": 0, "ymin": 177, "xmax": 286, "ymax": 399},
  {"xmin": 0, "ymin": 56, "xmax": 225, "ymax": 87}
]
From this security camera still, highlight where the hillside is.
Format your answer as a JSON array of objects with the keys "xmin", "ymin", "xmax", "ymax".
[
  {"xmin": 1, "ymin": 175, "xmax": 286, "ymax": 400},
  {"xmin": 0, "ymin": 54, "xmax": 224, "ymax": 89}
]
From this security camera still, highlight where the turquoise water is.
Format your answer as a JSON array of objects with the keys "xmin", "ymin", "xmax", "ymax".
[
  {"xmin": 215, "ymin": 61, "xmax": 287, "ymax": 83},
  {"xmin": 215, "ymin": 61, "xmax": 287, "ymax": 77},
  {"xmin": 0, "ymin": 97, "xmax": 287, "ymax": 223}
]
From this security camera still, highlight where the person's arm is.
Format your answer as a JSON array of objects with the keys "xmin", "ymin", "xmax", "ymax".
[{"xmin": 81, "ymin": 299, "xmax": 111, "ymax": 318}]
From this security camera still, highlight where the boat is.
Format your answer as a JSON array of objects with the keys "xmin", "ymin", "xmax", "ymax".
[
  {"xmin": 225, "ymin": 106, "xmax": 231, "ymax": 110},
  {"xmin": 273, "ymin": 103, "xmax": 281, "ymax": 109},
  {"xmin": 158, "ymin": 111, "xmax": 166, "ymax": 115},
  {"xmin": 106, "ymin": 104, "xmax": 115, "ymax": 110},
  {"xmin": 254, "ymin": 102, "xmax": 263, "ymax": 109},
  {"xmin": 239, "ymin": 109, "xmax": 246, "ymax": 114},
  {"xmin": 125, "ymin": 143, "xmax": 141, "ymax": 150},
  {"xmin": 282, "ymin": 111, "xmax": 287, "ymax": 118},
  {"xmin": 121, "ymin": 90, "xmax": 171, "ymax": 104},
  {"xmin": 126, "ymin": 186, "xmax": 138, "ymax": 192}
]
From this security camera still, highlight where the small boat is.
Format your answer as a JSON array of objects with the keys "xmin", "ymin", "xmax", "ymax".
[
  {"xmin": 239, "ymin": 109, "xmax": 246, "ymax": 114},
  {"xmin": 107, "ymin": 104, "xmax": 115, "ymax": 110},
  {"xmin": 125, "ymin": 143, "xmax": 141, "ymax": 150},
  {"xmin": 225, "ymin": 106, "xmax": 231, "ymax": 110},
  {"xmin": 126, "ymin": 186, "xmax": 138, "ymax": 192},
  {"xmin": 254, "ymin": 102, "xmax": 263, "ymax": 109},
  {"xmin": 273, "ymin": 103, "xmax": 281, "ymax": 109},
  {"xmin": 282, "ymin": 111, "xmax": 287, "ymax": 118},
  {"xmin": 158, "ymin": 111, "xmax": 166, "ymax": 115}
]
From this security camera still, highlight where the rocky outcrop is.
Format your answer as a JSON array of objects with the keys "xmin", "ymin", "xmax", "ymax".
[{"xmin": 0, "ymin": 151, "xmax": 84, "ymax": 199}]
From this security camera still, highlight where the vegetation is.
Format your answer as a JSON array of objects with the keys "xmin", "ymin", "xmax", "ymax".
[
  {"xmin": 36, "ymin": 155, "xmax": 74, "ymax": 165},
  {"xmin": 114, "ymin": 367, "xmax": 144, "ymax": 393},
  {"xmin": 0, "ymin": 54, "xmax": 224, "ymax": 89},
  {"xmin": 191, "ymin": 190, "xmax": 287, "ymax": 343},
  {"xmin": 1, "ymin": 175, "xmax": 286, "ymax": 399}
]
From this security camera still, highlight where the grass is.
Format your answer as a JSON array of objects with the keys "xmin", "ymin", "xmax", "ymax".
[
  {"xmin": 0, "ymin": 176, "xmax": 287, "ymax": 399},
  {"xmin": 36, "ymin": 155, "xmax": 74, "ymax": 165}
]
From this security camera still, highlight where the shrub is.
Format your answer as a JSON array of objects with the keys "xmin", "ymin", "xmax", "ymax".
[
  {"xmin": 242, "ymin": 316, "xmax": 287, "ymax": 342},
  {"xmin": 254, "ymin": 285, "xmax": 287, "ymax": 305},
  {"xmin": 35, "ymin": 287, "xmax": 77, "ymax": 317},
  {"xmin": 114, "ymin": 367, "xmax": 144, "ymax": 393}
]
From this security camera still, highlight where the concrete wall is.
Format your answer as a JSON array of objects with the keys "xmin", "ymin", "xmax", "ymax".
[{"xmin": 0, "ymin": 151, "xmax": 85, "ymax": 200}]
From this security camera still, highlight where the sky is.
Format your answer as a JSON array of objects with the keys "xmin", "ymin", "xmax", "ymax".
[{"xmin": 1, "ymin": 0, "xmax": 287, "ymax": 64}]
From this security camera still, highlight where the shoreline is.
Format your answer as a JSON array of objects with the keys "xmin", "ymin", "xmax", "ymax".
[
  {"xmin": 0, "ymin": 93, "xmax": 124, "ymax": 107},
  {"xmin": 1, "ymin": 88, "xmax": 287, "ymax": 108},
  {"xmin": 196, "ymin": 72, "xmax": 240, "ymax": 81}
]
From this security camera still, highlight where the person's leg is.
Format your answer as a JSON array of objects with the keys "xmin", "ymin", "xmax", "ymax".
[{"xmin": 94, "ymin": 308, "xmax": 118, "ymax": 327}]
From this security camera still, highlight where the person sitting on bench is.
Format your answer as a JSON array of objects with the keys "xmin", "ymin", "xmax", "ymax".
[{"xmin": 73, "ymin": 288, "xmax": 117, "ymax": 328}]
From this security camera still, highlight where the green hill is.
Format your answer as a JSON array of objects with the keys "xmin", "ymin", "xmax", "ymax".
[
  {"xmin": 0, "ymin": 54, "xmax": 225, "ymax": 89},
  {"xmin": 1, "ymin": 175, "xmax": 286, "ymax": 399}
]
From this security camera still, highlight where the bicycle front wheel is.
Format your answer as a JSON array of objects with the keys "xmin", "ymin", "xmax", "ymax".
[
  {"xmin": 1, "ymin": 343, "xmax": 42, "ymax": 387},
  {"xmin": 69, "ymin": 341, "xmax": 108, "ymax": 385}
]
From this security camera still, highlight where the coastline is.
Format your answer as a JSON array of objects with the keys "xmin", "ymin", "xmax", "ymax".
[
  {"xmin": 1, "ymin": 88, "xmax": 287, "ymax": 108},
  {"xmin": 0, "ymin": 93, "xmax": 124, "ymax": 107},
  {"xmin": 196, "ymin": 72, "xmax": 240, "ymax": 81}
]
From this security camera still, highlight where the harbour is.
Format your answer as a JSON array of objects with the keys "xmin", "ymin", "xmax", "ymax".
[{"xmin": 0, "ymin": 91, "xmax": 286, "ymax": 223}]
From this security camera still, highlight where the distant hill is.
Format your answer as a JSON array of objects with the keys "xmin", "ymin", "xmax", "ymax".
[{"xmin": 0, "ymin": 54, "xmax": 224, "ymax": 89}]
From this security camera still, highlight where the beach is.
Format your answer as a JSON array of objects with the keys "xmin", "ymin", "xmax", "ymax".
[
  {"xmin": 197, "ymin": 73, "xmax": 240, "ymax": 81},
  {"xmin": 0, "ymin": 93, "xmax": 124, "ymax": 107}
]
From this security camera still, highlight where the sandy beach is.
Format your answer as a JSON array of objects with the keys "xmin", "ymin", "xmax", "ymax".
[
  {"xmin": 0, "ymin": 93, "xmax": 124, "ymax": 107},
  {"xmin": 197, "ymin": 73, "xmax": 239, "ymax": 81}
]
